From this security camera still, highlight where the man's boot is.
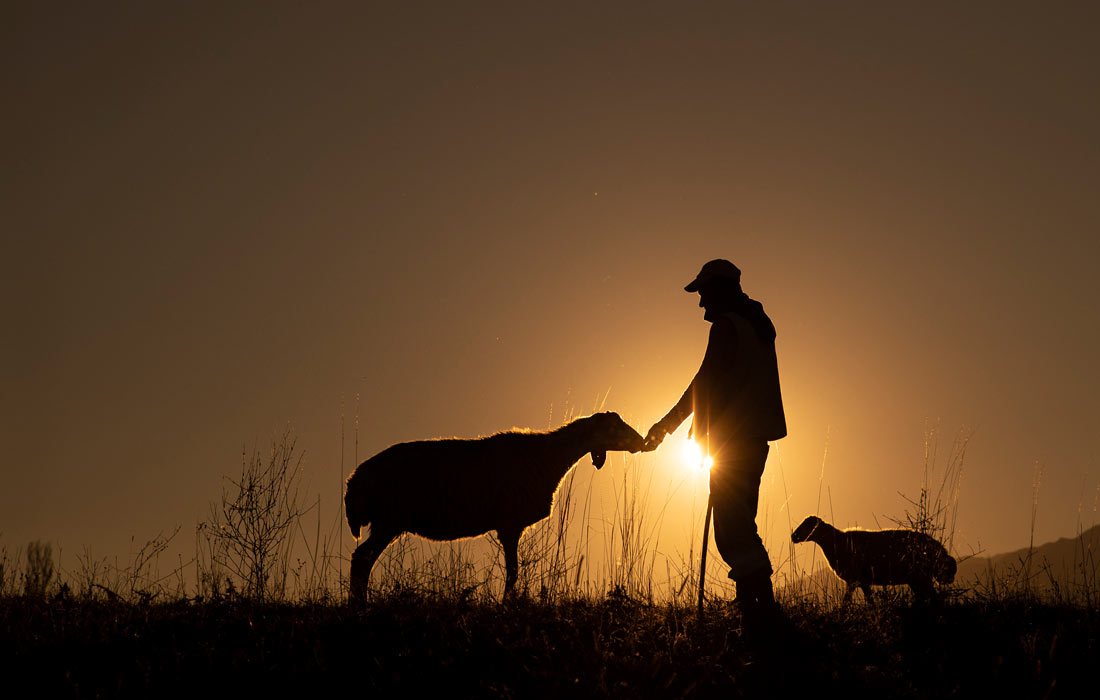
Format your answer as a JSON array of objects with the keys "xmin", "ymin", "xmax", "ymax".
[{"xmin": 734, "ymin": 570, "xmax": 779, "ymax": 623}]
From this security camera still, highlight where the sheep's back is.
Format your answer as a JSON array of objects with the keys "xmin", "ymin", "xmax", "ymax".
[{"xmin": 348, "ymin": 434, "xmax": 567, "ymax": 541}]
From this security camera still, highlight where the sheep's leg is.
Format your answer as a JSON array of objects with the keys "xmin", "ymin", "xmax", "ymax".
[
  {"xmin": 349, "ymin": 528, "xmax": 398, "ymax": 603},
  {"xmin": 497, "ymin": 527, "xmax": 522, "ymax": 600}
]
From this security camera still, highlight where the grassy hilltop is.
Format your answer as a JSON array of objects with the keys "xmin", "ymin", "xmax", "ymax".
[
  {"xmin": 3, "ymin": 579, "xmax": 1098, "ymax": 698},
  {"xmin": 4, "ymin": 435, "xmax": 1099, "ymax": 697}
]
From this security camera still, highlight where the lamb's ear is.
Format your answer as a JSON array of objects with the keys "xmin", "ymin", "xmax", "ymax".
[{"xmin": 591, "ymin": 451, "xmax": 607, "ymax": 469}]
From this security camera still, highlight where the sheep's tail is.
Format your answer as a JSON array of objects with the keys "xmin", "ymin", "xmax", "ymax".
[
  {"xmin": 344, "ymin": 478, "xmax": 364, "ymax": 539},
  {"xmin": 345, "ymin": 500, "xmax": 361, "ymax": 538}
]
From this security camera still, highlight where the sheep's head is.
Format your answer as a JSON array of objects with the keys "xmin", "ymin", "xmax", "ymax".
[
  {"xmin": 791, "ymin": 515, "xmax": 824, "ymax": 543},
  {"xmin": 588, "ymin": 411, "xmax": 645, "ymax": 470}
]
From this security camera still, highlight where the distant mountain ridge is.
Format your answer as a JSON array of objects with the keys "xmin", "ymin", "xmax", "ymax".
[{"xmin": 953, "ymin": 523, "xmax": 1100, "ymax": 599}]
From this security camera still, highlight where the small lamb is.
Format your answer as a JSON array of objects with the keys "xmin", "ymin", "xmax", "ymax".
[
  {"xmin": 345, "ymin": 411, "xmax": 645, "ymax": 601},
  {"xmin": 791, "ymin": 515, "xmax": 957, "ymax": 602}
]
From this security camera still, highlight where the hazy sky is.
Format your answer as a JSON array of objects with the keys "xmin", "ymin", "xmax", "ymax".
[{"xmin": 5, "ymin": 2, "xmax": 1099, "ymax": 573}]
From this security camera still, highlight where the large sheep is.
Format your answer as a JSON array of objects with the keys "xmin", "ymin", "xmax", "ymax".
[
  {"xmin": 345, "ymin": 411, "xmax": 645, "ymax": 601},
  {"xmin": 791, "ymin": 515, "xmax": 957, "ymax": 602}
]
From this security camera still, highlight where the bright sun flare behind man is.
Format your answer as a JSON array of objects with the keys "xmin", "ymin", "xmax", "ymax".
[{"xmin": 680, "ymin": 439, "xmax": 714, "ymax": 471}]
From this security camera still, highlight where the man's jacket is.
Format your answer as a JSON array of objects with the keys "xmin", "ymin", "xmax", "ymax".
[{"xmin": 657, "ymin": 306, "xmax": 787, "ymax": 460}]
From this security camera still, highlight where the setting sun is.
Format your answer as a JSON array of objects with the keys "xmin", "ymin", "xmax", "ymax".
[{"xmin": 679, "ymin": 439, "xmax": 714, "ymax": 471}]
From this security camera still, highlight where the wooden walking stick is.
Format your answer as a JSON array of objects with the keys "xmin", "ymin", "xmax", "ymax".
[{"xmin": 697, "ymin": 493, "xmax": 713, "ymax": 617}]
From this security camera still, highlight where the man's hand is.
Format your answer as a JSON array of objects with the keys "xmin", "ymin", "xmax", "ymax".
[{"xmin": 642, "ymin": 424, "xmax": 668, "ymax": 452}]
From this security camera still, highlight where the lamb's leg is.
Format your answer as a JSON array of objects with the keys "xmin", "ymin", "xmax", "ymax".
[
  {"xmin": 349, "ymin": 528, "xmax": 398, "ymax": 603},
  {"xmin": 497, "ymin": 527, "xmax": 522, "ymax": 600},
  {"xmin": 842, "ymin": 581, "xmax": 856, "ymax": 603},
  {"xmin": 860, "ymin": 584, "xmax": 873, "ymax": 604},
  {"xmin": 909, "ymin": 578, "xmax": 934, "ymax": 603}
]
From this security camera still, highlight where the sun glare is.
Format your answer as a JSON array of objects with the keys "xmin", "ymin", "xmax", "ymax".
[{"xmin": 680, "ymin": 439, "xmax": 713, "ymax": 471}]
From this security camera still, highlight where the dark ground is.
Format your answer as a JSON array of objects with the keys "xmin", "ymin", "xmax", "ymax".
[{"xmin": 2, "ymin": 592, "xmax": 1097, "ymax": 698}]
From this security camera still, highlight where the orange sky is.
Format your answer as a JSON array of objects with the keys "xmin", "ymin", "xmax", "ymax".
[{"xmin": 4, "ymin": 2, "xmax": 1099, "ymax": 575}]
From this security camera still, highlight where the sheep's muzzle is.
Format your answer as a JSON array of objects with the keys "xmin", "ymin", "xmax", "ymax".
[{"xmin": 588, "ymin": 412, "xmax": 645, "ymax": 469}]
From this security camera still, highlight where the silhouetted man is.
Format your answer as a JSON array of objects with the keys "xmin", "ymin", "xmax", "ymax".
[{"xmin": 643, "ymin": 259, "xmax": 786, "ymax": 617}]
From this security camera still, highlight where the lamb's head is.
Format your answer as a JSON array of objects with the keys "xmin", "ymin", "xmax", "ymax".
[
  {"xmin": 586, "ymin": 412, "xmax": 645, "ymax": 469},
  {"xmin": 935, "ymin": 550, "xmax": 958, "ymax": 585},
  {"xmin": 791, "ymin": 515, "xmax": 825, "ymax": 543}
]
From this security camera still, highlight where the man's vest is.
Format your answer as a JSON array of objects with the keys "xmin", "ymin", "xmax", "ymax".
[{"xmin": 722, "ymin": 310, "xmax": 787, "ymax": 442}]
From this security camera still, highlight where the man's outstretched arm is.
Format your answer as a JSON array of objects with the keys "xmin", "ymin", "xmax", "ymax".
[
  {"xmin": 644, "ymin": 384, "xmax": 693, "ymax": 450},
  {"xmin": 643, "ymin": 320, "xmax": 741, "ymax": 451}
]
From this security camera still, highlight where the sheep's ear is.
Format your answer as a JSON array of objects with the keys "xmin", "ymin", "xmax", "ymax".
[
  {"xmin": 591, "ymin": 451, "xmax": 607, "ymax": 469},
  {"xmin": 807, "ymin": 519, "xmax": 822, "ymax": 538}
]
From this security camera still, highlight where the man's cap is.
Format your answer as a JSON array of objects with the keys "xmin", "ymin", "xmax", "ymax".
[{"xmin": 684, "ymin": 259, "xmax": 741, "ymax": 292}]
